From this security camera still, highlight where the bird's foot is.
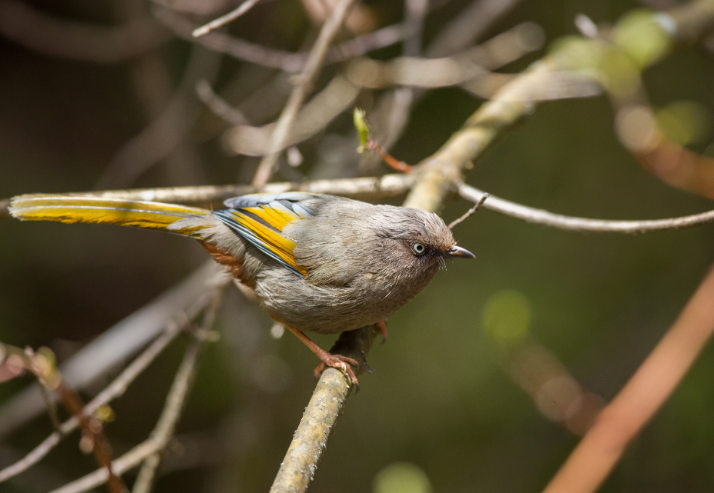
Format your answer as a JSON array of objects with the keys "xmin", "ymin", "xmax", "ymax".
[
  {"xmin": 313, "ymin": 353, "xmax": 359, "ymax": 389},
  {"xmin": 376, "ymin": 320, "xmax": 388, "ymax": 345}
]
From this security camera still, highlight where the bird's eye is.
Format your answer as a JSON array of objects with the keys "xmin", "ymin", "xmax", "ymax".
[{"xmin": 411, "ymin": 242, "xmax": 426, "ymax": 255}]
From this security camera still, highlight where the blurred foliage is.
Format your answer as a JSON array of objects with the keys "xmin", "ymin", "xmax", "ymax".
[{"xmin": 2, "ymin": 0, "xmax": 714, "ymax": 492}]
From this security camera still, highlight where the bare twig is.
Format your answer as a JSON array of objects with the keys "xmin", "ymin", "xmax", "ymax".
[
  {"xmin": 155, "ymin": 7, "xmax": 406, "ymax": 72},
  {"xmin": 0, "ymin": 262, "xmax": 224, "ymax": 438},
  {"xmin": 94, "ymin": 45, "xmax": 222, "ymax": 189},
  {"xmin": 50, "ymin": 284, "xmax": 228, "ymax": 493},
  {"xmin": 132, "ymin": 286, "xmax": 227, "ymax": 493},
  {"xmin": 195, "ymin": 80, "xmax": 249, "ymax": 126},
  {"xmin": 1, "ymin": 346, "xmax": 126, "ymax": 493},
  {"xmin": 448, "ymin": 193, "xmax": 488, "ymax": 229},
  {"xmin": 224, "ymin": 74, "xmax": 360, "ymax": 156},
  {"xmin": 365, "ymin": 138, "xmax": 414, "ymax": 173},
  {"xmin": 252, "ymin": 0, "xmax": 357, "ymax": 187},
  {"xmin": 0, "ymin": 317, "xmax": 187, "ymax": 483},
  {"xmin": 192, "ymin": 0, "xmax": 262, "ymax": 37},
  {"xmin": 460, "ymin": 183, "xmax": 714, "ymax": 233},
  {"xmin": 542, "ymin": 265, "xmax": 714, "ymax": 493},
  {"xmin": 404, "ymin": 1, "xmax": 714, "ymax": 212}
]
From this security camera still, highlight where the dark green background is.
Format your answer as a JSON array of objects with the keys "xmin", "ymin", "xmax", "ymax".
[{"xmin": 2, "ymin": 0, "xmax": 714, "ymax": 491}]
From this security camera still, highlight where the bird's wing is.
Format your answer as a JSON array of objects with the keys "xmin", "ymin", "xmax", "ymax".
[{"xmin": 212, "ymin": 193, "xmax": 319, "ymax": 278}]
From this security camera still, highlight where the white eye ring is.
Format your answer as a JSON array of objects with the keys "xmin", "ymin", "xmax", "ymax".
[{"xmin": 412, "ymin": 242, "xmax": 426, "ymax": 255}]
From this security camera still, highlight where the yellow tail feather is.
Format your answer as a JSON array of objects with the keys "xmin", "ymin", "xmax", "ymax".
[{"xmin": 9, "ymin": 195, "xmax": 212, "ymax": 238}]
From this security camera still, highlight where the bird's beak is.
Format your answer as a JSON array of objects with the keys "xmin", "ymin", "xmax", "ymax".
[{"xmin": 444, "ymin": 245, "xmax": 475, "ymax": 259}]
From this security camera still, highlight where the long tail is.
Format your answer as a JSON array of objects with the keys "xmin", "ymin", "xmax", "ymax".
[{"xmin": 9, "ymin": 195, "xmax": 214, "ymax": 239}]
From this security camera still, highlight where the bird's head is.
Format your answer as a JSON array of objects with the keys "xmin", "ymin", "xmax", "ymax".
[{"xmin": 369, "ymin": 206, "xmax": 474, "ymax": 278}]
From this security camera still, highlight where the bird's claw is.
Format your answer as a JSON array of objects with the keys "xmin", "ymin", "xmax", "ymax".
[
  {"xmin": 313, "ymin": 353, "xmax": 359, "ymax": 389},
  {"xmin": 376, "ymin": 320, "xmax": 388, "ymax": 345}
]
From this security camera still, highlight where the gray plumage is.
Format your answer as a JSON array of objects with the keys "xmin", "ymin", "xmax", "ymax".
[{"xmin": 170, "ymin": 193, "xmax": 469, "ymax": 334}]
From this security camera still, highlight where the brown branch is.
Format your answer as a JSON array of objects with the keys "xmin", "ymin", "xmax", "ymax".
[
  {"xmin": 49, "ymin": 283, "xmax": 228, "ymax": 493},
  {"xmin": 0, "ymin": 317, "xmax": 188, "ymax": 483},
  {"xmin": 448, "ymin": 192, "xmax": 488, "ymax": 229},
  {"xmin": 0, "ymin": 262, "xmax": 224, "ymax": 439},
  {"xmin": 0, "ymin": 346, "xmax": 126, "ymax": 493},
  {"xmin": 459, "ymin": 183, "xmax": 714, "ymax": 233},
  {"xmin": 252, "ymin": 0, "xmax": 358, "ymax": 187},
  {"xmin": 542, "ymin": 264, "xmax": 714, "ymax": 493}
]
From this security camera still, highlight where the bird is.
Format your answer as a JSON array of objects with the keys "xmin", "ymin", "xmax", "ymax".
[{"xmin": 9, "ymin": 192, "xmax": 474, "ymax": 385}]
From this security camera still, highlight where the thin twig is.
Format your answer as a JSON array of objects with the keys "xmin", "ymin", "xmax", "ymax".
[
  {"xmin": 542, "ymin": 265, "xmax": 714, "ymax": 493},
  {"xmin": 366, "ymin": 138, "xmax": 414, "ymax": 173},
  {"xmin": 50, "ymin": 283, "xmax": 228, "ymax": 493},
  {"xmin": 448, "ymin": 193, "xmax": 488, "ymax": 229},
  {"xmin": 0, "ymin": 318, "xmax": 187, "ymax": 483},
  {"xmin": 155, "ymin": 7, "xmax": 406, "ymax": 72},
  {"xmin": 195, "ymin": 80, "xmax": 249, "ymax": 126},
  {"xmin": 1, "ymin": 346, "xmax": 126, "ymax": 493},
  {"xmin": 94, "ymin": 45, "xmax": 222, "ymax": 189},
  {"xmin": 460, "ymin": 183, "xmax": 714, "ymax": 233},
  {"xmin": 403, "ymin": 1, "xmax": 714, "ymax": 212},
  {"xmin": 252, "ymin": 0, "xmax": 357, "ymax": 187},
  {"xmin": 192, "ymin": 0, "xmax": 262, "ymax": 38},
  {"xmin": 0, "ymin": 262, "xmax": 223, "ymax": 439},
  {"xmin": 132, "ymin": 286, "xmax": 227, "ymax": 493},
  {"xmin": 49, "ymin": 439, "xmax": 161, "ymax": 493}
]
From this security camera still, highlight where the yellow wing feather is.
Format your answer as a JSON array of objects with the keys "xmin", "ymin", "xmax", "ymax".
[{"xmin": 229, "ymin": 211, "xmax": 308, "ymax": 276}]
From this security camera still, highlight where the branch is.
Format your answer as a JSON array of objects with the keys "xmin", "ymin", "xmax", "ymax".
[
  {"xmin": 0, "ymin": 316, "xmax": 188, "ymax": 483},
  {"xmin": 542, "ymin": 264, "xmax": 714, "ymax": 493},
  {"xmin": 0, "ymin": 262, "xmax": 224, "ymax": 439},
  {"xmin": 0, "ymin": 346, "xmax": 126, "ymax": 492},
  {"xmin": 269, "ymin": 110, "xmax": 446, "ymax": 493},
  {"xmin": 94, "ymin": 44, "xmax": 222, "ymax": 189},
  {"xmin": 155, "ymin": 7, "xmax": 405, "ymax": 72},
  {"xmin": 270, "ymin": 326, "xmax": 380, "ymax": 493},
  {"xmin": 269, "ymin": 3, "xmax": 714, "ymax": 490},
  {"xmin": 403, "ymin": 0, "xmax": 714, "ymax": 212},
  {"xmin": 49, "ymin": 284, "xmax": 228, "ymax": 493},
  {"xmin": 192, "ymin": 0, "xmax": 263, "ymax": 37},
  {"xmin": 252, "ymin": 0, "xmax": 357, "ymax": 186},
  {"xmin": 1, "ymin": 174, "xmax": 414, "ymax": 220},
  {"xmin": 459, "ymin": 183, "xmax": 714, "ymax": 233}
]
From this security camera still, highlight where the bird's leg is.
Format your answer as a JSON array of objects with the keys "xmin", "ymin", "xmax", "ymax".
[
  {"xmin": 377, "ymin": 320, "xmax": 388, "ymax": 344},
  {"xmin": 284, "ymin": 325, "xmax": 359, "ymax": 387}
]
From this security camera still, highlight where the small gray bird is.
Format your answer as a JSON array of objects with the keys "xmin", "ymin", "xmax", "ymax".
[{"xmin": 10, "ymin": 192, "xmax": 474, "ymax": 384}]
